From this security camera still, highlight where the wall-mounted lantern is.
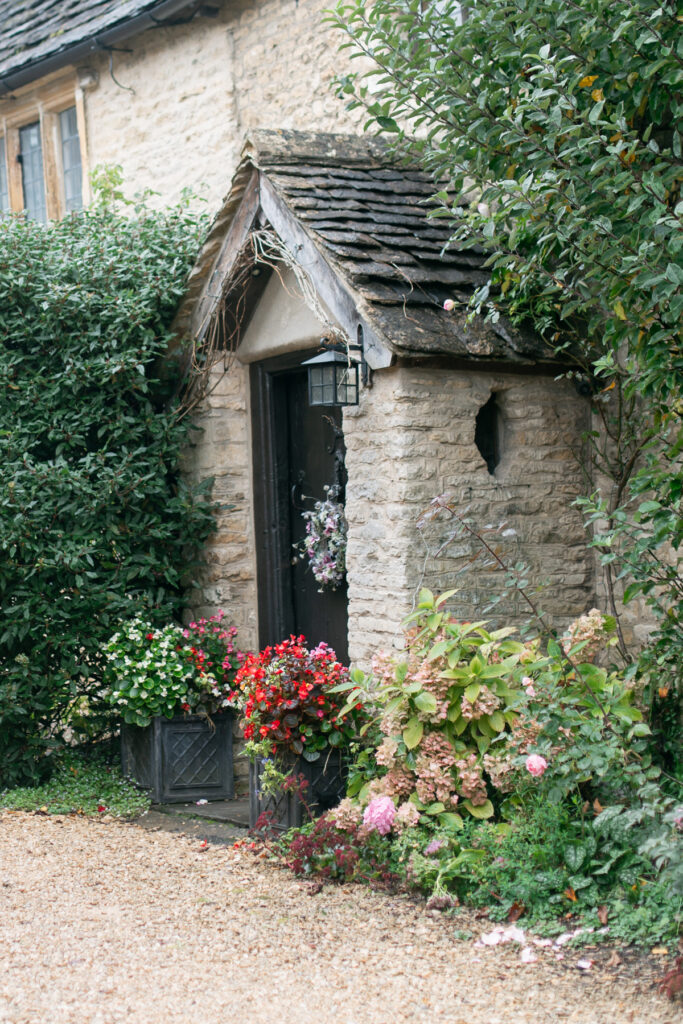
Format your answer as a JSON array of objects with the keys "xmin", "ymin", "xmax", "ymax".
[{"xmin": 302, "ymin": 326, "xmax": 368, "ymax": 407}]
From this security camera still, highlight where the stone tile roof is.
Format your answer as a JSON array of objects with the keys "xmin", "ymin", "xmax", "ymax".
[
  {"xmin": 182, "ymin": 130, "xmax": 554, "ymax": 365},
  {"xmin": 0, "ymin": 0, "xmax": 203, "ymax": 87}
]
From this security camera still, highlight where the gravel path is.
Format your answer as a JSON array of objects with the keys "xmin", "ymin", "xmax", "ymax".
[{"xmin": 0, "ymin": 811, "xmax": 676, "ymax": 1024}]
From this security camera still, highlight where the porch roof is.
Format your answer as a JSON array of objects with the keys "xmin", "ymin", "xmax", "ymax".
[
  {"xmin": 176, "ymin": 130, "xmax": 556, "ymax": 368},
  {"xmin": 0, "ymin": 0, "xmax": 206, "ymax": 91}
]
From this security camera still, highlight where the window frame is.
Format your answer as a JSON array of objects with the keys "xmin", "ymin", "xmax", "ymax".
[{"xmin": 0, "ymin": 71, "xmax": 89, "ymax": 220}]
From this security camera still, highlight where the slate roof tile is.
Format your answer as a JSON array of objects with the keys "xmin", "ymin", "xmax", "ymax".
[{"xmin": 0, "ymin": 0, "xmax": 202, "ymax": 85}]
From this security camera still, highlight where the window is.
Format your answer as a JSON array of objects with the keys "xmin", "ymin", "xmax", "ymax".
[
  {"xmin": 59, "ymin": 106, "xmax": 83, "ymax": 214},
  {"xmin": 0, "ymin": 76, "xmax": 88, "ymax": 221},
  {"xmin": 19, "ymin": 121, "xmax": 47, "ymax": 222}
]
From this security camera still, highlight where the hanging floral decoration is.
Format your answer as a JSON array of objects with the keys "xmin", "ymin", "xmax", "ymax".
[{"xmin": 296, "ymin": 485, "xmax": 347, "ymax": 591}]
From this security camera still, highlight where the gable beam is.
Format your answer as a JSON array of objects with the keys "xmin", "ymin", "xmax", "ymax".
[
  {"xmin": 186, "ymin": 168, "xmax": 261, "ymax": 344},
  {"xmin": 258, "ymin": 176, "xmax": 394, "ymax": 370}
]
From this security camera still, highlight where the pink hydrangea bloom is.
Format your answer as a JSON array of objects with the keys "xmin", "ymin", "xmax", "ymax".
[
  {"xmin": 525, "ymin": 754, "xmax": 548, "ymax": 777},
  {"xmin": 362, "ymin": 795, "xmax": 396, "ymax": 835},
  {"xmin": 394, "ymin": 801, "xmax": 420, "ymax": 831}
]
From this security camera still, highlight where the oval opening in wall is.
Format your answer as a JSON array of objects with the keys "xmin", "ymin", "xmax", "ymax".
[{"xmin": 475, "ymin": 392, "xmax": 503, "ymax": 475}]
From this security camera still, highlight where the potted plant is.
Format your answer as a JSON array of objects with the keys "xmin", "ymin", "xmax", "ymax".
[
  {"xmin": 232, "ymin": 635, "xmax": 358, "ymax": 828},
  {"xmin": 104, "ymin": 612, "xmax": 243, "ymax": 803}
]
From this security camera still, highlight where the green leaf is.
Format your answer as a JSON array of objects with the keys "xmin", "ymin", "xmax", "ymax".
[
  {"xmin": 438, "ymin": 811, "xmax": 463, "ymax": 829},
  {"xmin": 402, "ymin": 717, "xmax": 424, "ymax": 749},
  {"xmin": 346, "ymin": 776, "xmax": 364, "ymax": 797},
  {"xmin": 425, "ymin": 801, "xmax": 445, "ymax": 815},
  {"xmin": 488, "ymin": 711, "xmax": 505, "ymax": 732},
  {"xmin": 414, "ymin": 691, "xmax": 438, "ymax": 714},
  {"xmin": 462, "ymin": 799, "xmax": 494, "ymax": 819},
  {"xmin": 563, "ymin": 842, "xmax": 587, "ymax": 872},
  {"xmin": 464, "ymin": 683, "xmax": 480, "ymax": 703}
]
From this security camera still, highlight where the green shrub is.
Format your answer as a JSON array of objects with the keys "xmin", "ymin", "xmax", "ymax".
[
  {"xmin": 334, "ymin": 589, "xmax": 531, "ymax": 825},
  {"xmin": 0, "ymin": 182, "xmax": 214, "ymax": 785},
  {"xmin": 391, "ymin": 799, "xmax": 681, "ymax": 945}
]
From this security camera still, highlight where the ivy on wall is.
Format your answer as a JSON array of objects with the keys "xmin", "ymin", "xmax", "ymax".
[{"xmin": 0, "ymin": 183, "xmax": 215, "ymax": 785}]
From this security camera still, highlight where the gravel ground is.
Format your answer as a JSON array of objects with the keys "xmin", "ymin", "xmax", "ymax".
[{"xmin": 0, "ymin": 810, "xmax": 678, "ymax": 1024}]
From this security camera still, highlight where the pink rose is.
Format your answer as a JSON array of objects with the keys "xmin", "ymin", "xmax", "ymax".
[
  {"xmin": 443, "ymin": 299, "xmax": 456, "ymax": 311},
  {"xmin": 525, "ymin": 755, "xmax": 548, "ymax": 778},
  {"xmin": 362, "ymin": 796, "xmax": 396, "ymax": 835}
]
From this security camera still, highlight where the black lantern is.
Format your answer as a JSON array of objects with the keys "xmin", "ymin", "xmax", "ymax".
[
  {"xmin": 303, "ymin": 326, "xmax": 368, "ymax": 407},
  {"xmin": 302, "ymin": 347, "xmax": 360, "ymax": 406}
]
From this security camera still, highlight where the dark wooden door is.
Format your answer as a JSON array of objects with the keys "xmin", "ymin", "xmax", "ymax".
[{"xmin": 251, "ymin": 358, "xmax": 349, "ymax": 663}]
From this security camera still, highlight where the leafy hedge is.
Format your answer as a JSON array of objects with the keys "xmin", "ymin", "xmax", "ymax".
[{"xmin": 0, "ymin": 189, "xmax": 214, "ymax": 785}]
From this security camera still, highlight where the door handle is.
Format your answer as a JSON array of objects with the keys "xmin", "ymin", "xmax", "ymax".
[{"xmin": 291, "ymin": 470, "xmax": 307, "ymax": 511}]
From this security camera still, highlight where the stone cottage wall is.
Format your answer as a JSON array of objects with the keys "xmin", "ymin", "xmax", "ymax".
[
  {"xmin": 185, "ymin": 358, "xmax": 258, "ymax": 650},
  {"xmin": 80, "ymin": 0, "xmax": 360, "ymax": 212},
  {"xmin": 343, "ymin": 365, "xmax": 594, "ymax": 666},
  {"xmin": 184, "ymin": 359, "xmax": 258, "ymax": 793}
]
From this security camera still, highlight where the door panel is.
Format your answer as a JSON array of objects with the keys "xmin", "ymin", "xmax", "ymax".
[{"xmin": 251, "ymin": 359, "xmax": 349, "ymax": 663}]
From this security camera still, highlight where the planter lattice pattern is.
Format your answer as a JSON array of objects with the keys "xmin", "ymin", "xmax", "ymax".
[{"xmin": 121, "ymin": 713, "xmax": 234, "ymax": 803}]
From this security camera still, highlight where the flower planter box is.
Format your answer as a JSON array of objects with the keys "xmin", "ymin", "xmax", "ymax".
[
  {"xmin": 249, "ymin": 749, "xmax": 346, "ymax": 830},
  {"xmin": 121, "ymin": 712, "xmax": 234, "ymax": 804}
]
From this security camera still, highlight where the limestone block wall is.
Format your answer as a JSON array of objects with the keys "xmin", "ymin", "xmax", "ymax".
[
  {"xmin": 184, "ymin": 358, "xmax": 258, "ymax": 793},
  {"xmin": 79, "ymin": 0, "xmax": 360, "ymax": 212},
  {"xmin": 185, "ymin": 358, "xmax": 258, "ymax": 647},
  {"xmin": 343, "ymin": 365, "xmax": 594, "ymax": 666}
]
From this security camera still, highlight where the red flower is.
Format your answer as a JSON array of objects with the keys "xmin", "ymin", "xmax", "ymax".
[{"xmin": 146, "ymin": 633, "xmax": 154, "ymax": 641}]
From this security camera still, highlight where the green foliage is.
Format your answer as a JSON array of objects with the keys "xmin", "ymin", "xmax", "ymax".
[
  {"xmin": 330, "ymin": 0, "xmax": 683, "ymax": 744},
  {"xmin": 295, "ymin": 593, "xmax": 682, "ymax": 942},
  {"xmin": 331, "ymin": 0, "xmax": 681, "ymax": 391},
  {"xmin": 0, "ymin": 747, "xmax": 150, "ymax": 818},
  {"xmin": 393, "ymin": 800, "xmax": 681, "ymax": 945},
  {"xmin": 281, "ymin": 813, "xmax": 398, "ymax": 886},
  {"xmin": 0, "ymin": 183, "xmax": 214, "ymax": 785}
]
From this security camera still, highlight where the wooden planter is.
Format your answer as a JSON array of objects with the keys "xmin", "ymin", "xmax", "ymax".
[
  {"xmin": 121, "ymin": 712, "xmax": 234, "ymax": 804},
  {"xmin": 249, "ymin": 749, "xmax": 346, "ymax": 830}
]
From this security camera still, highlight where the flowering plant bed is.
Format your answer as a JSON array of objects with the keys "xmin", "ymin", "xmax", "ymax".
[
  {"xmin": 104, "ymin": 613, "xmax": 243, "ymax": 727},
  {"xmin": 233, "ymin": 635, "xmax": 359, "ymax": 827},
  {"xmin": 234, "ymin": 635, "xmax": 356, "ymax": 759},
  {"xmin": 105, "ymin": 612, "xmax": 243, "ymax": 803}
]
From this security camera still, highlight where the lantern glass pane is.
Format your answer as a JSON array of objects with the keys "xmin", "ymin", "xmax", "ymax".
[
  {"xmin": 335, "ymin": 363, "xmax": 358, "ymax": 405},
  {"xmin": 309, "ymin": 365, "xmax": 328, "ymax": 405}
]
